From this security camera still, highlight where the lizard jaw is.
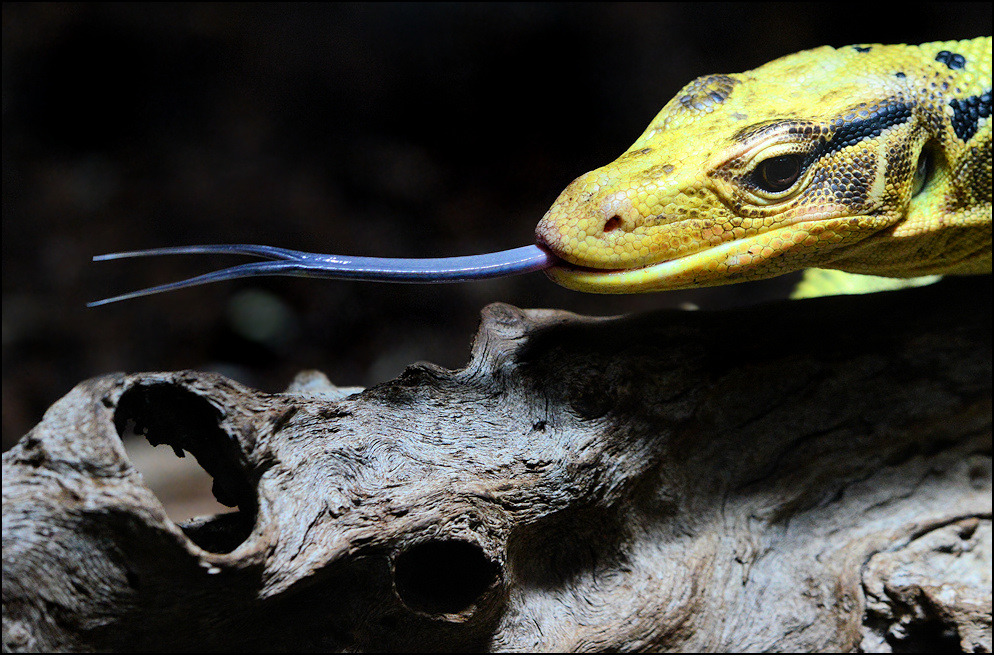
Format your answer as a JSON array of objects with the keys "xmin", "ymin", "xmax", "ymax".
[{"xmin": 540, "ymin": 218, "xmax": 879, "ymax": 294}]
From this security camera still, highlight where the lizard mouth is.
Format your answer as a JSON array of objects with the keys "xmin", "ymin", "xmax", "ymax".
[{"xmin": 539, "ymin": 218, "xmax": 875, "ymax": 294}]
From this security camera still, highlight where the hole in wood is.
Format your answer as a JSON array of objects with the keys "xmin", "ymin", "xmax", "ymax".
[
  {"xmin": 114, "ymin": 383, "xmax": 255, "ymax": 553},
  {"xmin": 393, "ymin": 540, "xmax": 499, "ymax": 615},
  {"xmin": 886, "ymin": 616, "xmax": 961, "ymax": 653}
]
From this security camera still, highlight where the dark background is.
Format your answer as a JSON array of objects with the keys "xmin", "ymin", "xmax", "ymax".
[{"xmin": 4, "ymin": 3, "xmax": 991, "ymax": 449}]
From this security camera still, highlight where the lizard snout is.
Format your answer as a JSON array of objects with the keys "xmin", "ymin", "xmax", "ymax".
[
  {"xmin": 535, "ymin": 173, "xmax": 652, "ymax": 270},
  {"xmin": 598, "ymin": 191, "xmax": 643, "ymax": 235}
]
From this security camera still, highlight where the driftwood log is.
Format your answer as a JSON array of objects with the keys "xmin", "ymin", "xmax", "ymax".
[{"xmin": 3, "ymin": 276, "xmax": 991, "ymax": 652}]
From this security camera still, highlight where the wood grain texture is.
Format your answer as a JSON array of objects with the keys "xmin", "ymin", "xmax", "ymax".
[{"xmin": 3, "ymin": 276, "xmax": 991, "ymax": 652}]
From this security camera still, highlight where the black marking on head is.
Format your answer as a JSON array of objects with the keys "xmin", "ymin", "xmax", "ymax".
[
  {"xmin": 853, "ymin": 46, "xmax": 872, "ymax": 54},
  {"xmin": 935, "ymin": 51, "xmax": 966, "ymax": 70},
  {"xmin": 727, "ymin": 102, "xmax": 912, "ymax": 195},
  {"xmin": 678, "ymin": 75, "xmax": 738, "ymax": 112},
  {"xmin": 809, "ymin": 102, "xmax": 914, "ymax": 162},
  {"xmin": 949, "ymin": 90, "xmax": 992, "ymax": 141},
  {"xmin": 895, "ymin": 72, "xmax": 906, "ymax": 79}
]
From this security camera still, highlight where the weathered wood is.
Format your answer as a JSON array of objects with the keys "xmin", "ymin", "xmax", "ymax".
[{"xmin": 3, "ymin": 276, "xmax": 991, "ymax": 652}]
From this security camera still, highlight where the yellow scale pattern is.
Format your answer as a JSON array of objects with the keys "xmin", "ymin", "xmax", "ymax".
[{"xmin": 538, "ymin": 38, "xmax": 992, "ymax": 293}]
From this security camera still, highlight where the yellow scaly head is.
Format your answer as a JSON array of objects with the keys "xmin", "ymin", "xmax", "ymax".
[
  {"xmin": 538, "ymin": 39, "xmax": 992, "ymax": 293},
  {"xmin": 89, "ymin": 39, "xmax": 991, "ymax": 306}
]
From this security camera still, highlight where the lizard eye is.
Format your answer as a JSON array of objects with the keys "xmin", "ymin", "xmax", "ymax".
[{"xmin": 752, "ymin": 154, "xmax": 804, "ymax": 193}]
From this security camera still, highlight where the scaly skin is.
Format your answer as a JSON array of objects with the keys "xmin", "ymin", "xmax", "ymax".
[
  {"xmin": 90, "ymin": 39, "xmax": 992, "ymax": 306},
  {"xmin": 538, "ymin": 38, "xmax": 992, "ymax": 293}
]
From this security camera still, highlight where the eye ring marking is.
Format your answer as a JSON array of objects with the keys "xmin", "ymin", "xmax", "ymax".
[{"xmin": 752, "ymin": 154, "xmax": 804, "ymax": 193}]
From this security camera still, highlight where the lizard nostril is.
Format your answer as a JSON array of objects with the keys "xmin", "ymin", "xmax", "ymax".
[{"xmin": 603, "ymin": 215, "xmax": 622, "ymax": 233}]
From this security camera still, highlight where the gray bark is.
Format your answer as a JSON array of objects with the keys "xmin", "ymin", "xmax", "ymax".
[{"xmin": 3, "ymin": 276, "xmax": 991, "ymax": 652}]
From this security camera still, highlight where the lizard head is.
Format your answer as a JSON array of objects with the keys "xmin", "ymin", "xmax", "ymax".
[
  {"xmin": 536, "ymin": 43, "xmax": 971, "ymax": 293},
  {"xmin": 90, "ymin": 41, "xmax": 989, "ymax": 306}
]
